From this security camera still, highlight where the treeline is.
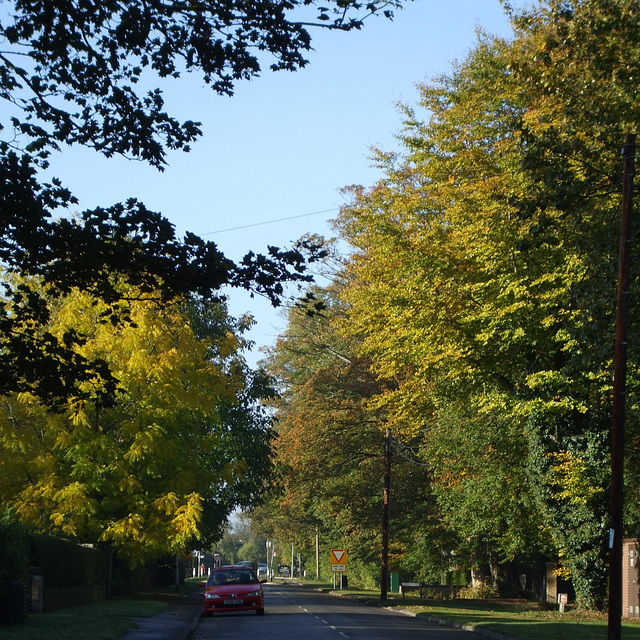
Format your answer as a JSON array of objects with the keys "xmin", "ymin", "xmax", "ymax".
[
  {"xmin": 251, "ymin": 0, "xmax": 640, "ymax": 609},
  {"xmin": 0, "ymin": 0, "xmax": 400, "ymax": 582},
  {"xmin": 0, "ymin": 283, "xmax": 275, "ymax": 563}
]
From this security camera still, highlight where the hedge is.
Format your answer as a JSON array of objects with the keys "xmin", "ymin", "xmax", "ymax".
[{"xmin": 28, "ymin": 534, "xmax": 106, "ymax": 589}]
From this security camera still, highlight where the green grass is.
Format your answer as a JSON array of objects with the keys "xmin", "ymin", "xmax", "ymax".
[
  {"xmin": 0, "ymin": 600, "xmax": 168, "ymax": 640},
  {"xmin": 403, "ymin": 601, "xmax": 640, "ymax": 640},
  {"xmin": 0, "ymin": 577, "xmax": 203, "ymax": 640},
  {"xmin": 294, "ymin": 578, "xmax": 640, "ymax": 640}
]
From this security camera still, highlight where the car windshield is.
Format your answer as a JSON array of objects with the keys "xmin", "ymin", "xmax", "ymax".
[{"xmin": 208, "ymin": 569, "xmax": 257, "ymax": 585}]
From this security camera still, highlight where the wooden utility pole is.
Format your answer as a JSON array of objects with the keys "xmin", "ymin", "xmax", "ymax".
[
  {"xmin": 608, "ymin": 133, "xmax": 635, "ymax": 640},
  {"xmin": 316, "ymin": 526, "xmax": 320, "ymax": 580},
  {"xmin": 380, "ymin": 428, "xmax": 391, "ymax": 600}
]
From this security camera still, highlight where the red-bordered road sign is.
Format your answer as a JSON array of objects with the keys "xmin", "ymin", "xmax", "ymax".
[{"xmin": 330, "ymin": 549, "xmax": 347, "ymax": 573}]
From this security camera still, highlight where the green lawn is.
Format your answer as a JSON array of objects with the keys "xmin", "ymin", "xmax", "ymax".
[
  {"xmin": 0, "ymin": 577, "xmax": 202, "ymax": 640},
  {"xmin": 299, "ymin": 579, "xmax": 640, "ymax": 640},
  {"xmin": 405, "ymin": 602, "xmax": 640, "ymax": 640},
  {"xmin": 0, "ymin": 600, "xmax": 168, "ymax": 640}
]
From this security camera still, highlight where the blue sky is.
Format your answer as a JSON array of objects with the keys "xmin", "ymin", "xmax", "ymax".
[{"xmin": 45, "ymin": 1, "xmax": 516, "ymax": 365}]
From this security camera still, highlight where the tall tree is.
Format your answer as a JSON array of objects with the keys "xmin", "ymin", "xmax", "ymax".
[
  {"xmin": 0, "ymin": 0, "xmax": 401, "ymax": 406},
  {"xmin": 0, "ymin": 281, "xmax": 274, "ymax": 562},
  {"xmin": 335, "ymin": 0, "xmax": 640, "ymax": 607},
  {"xmin": 258, "ymin": 279, "xmax": 438, "ymax": 586}
]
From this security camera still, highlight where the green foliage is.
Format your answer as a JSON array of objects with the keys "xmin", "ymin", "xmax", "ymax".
[
  {"xmin": 28, "ymin": 535, "xmax": 106, "ymax": 589},
  {"xmin": 526, "ymin": 422, "xmax": 610, "ymax": 609},
  {"xmin": 0, "ymin": 512, "xmax": 30, "ymax": 588},
  {"xmin": 214, "ymin": 515, "xmax": 267, "ymax": 566},
  {"xmin": 424, "ymin": 399, "xmax": 552, "ymax": 588},
  {"xmin": 256, "ymin": 278, "xmax": 440, "ymax": 586},
  {"xmin": 0, "ymin": 0, "xmax": 394, "ymax": 407},
  {"xmin": 0, "ymin": 283, "xmax": 275, "ymax": 563},
  {"xmin": 329, "ymin": 0, "xmax": 640, "ymax": 607}
]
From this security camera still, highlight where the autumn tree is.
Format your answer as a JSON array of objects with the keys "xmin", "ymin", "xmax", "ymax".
[
  {"xmin": 335, "ymin": 0, "xmax": 640, "ymax": 606},
  {"xmin": 0, "ymin": 281, "xmax": 274, "ymax": 562},
  {"xmin": 0, "ymin": 0, "xmax": 402, "ymax": 406},
  {"xmin": 256, "ymin": 277, "xmax": 440, "ymax": 587}
]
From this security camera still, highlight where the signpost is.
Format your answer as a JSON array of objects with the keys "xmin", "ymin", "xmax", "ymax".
[
  {"xmin": 330, "ymin": 549, "xmax": 347, "ymax": 573},
  {"xmin": 330, "ymin": 549, "xmax": 347, "ymax": 589}
]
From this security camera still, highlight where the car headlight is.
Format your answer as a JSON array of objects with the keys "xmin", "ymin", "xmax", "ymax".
[
  {"xmin": 204, "ymin": 593, "xmax": 221, "ymax": 599},
  {"xmin": 247, "ymin": 591, "xmax": 261, "ymax": 597}
]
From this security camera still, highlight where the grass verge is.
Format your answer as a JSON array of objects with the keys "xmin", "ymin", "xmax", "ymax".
[
  {"xmin": 0, "ymin": 600, "xmax": 168, "ymax": 640},
  {"xmin": 295, "ymin": 579, "xmax": 640, "ymax": 640},
  {"xmin": 403, "ymin": 601, "xmax": 640, "ymax": 640},
  {"xmin": 0, "ymin": 577, "xmax": 202, "ymax": 640}
]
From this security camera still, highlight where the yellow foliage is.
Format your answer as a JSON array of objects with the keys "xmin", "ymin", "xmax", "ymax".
[
  {"xmin": 103, "ymin": 513, "xmax": 146, "ymax": 544},
  {"xmin": 545, "ymin": 451, "xmax": 603, "ymax": 507},
  {"xmin": 0, "ymin": 278, "xmax": 263, "ymax": 562},
  {"xmin": 49, "ymin": 482, "xmax": 98, "ymax": 536},
  {"xmin": 170, "ymin": 493, "xmax": 203, "ymax": 547}
]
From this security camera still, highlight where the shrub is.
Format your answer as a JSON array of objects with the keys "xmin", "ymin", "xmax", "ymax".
[
  {"xmin": 29, "ymin": 535, "xmax": 107, "ymax": 588},
  {"xmin": 457, "ymin": 582, "xmax": 499, "ymax": 600},
  {"xmin": 0, "ymin": 513, "xmax": 30, "ymax": 622}
]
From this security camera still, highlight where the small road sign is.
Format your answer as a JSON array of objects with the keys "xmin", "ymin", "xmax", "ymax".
[{"xmin": 330, "ymin": 549, "xmax": 347, "ymax": 573}]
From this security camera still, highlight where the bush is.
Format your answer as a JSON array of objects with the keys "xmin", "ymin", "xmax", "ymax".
[
  {"xmin": 0, "ymin": 514, "xmax": 30, "ymax": 584},
  {"xmin": 344, "ymin": 559, "xmax": 380, "ymax": 590},
  {"xmin": 457, "ymin": 582, "xmax": 499, "ymax": 599},
  {"xmin": 0, "ymin": 513, "xmax": 30, "ymax": 622},
  {"xmin": 445, "ymin": 569, "xmax": 470, "ymax": 587},
  {"xmin": 29, "ymin": 535, "xmax": 107, "ymax": 589}
]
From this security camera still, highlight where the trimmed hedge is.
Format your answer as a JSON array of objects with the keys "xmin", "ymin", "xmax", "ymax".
[
  {"xmin": 0, "ymin": 516, "xmax": 29, "ymax": 586},
  {"xmin": 0, "ymin": 519, "xmax": 109, "ymax": 616},
  {"xmin": 29, "ymin": 535, "xmax": 106, "ymax": 589},
  {"xmin": 0, "ymin": 516, "xmax": 30, "ymax": 622}
]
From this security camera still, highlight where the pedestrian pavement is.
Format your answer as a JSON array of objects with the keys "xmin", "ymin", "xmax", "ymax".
[
  {"xmin": 119, "ymin": 594, "xmax": 202, "ymax": 640},
  {"xmin": 120, "ymin": 604, "xmax": 201, "ymax": 640}
]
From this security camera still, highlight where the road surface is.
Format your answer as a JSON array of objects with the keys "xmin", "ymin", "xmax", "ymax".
[{"xmin": 192, "ymin": 582, "xmax": 485, "ymax": 640}]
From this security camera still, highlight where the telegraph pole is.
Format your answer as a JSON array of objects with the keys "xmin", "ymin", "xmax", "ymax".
[
  {"xmin": 608, "ymin": 133, "xmax": 635, "ymax": 640},
  {"xmin": 381, "ymin": 428, "xmax": 391, "ymax": 600},
  {"xmin": 316, "ymin": 526, "xmax": 320, "ymax": 580}
]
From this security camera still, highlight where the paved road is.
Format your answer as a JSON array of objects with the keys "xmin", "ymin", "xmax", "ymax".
[{"xmin": 192, "ymin": 583, "xmax": 484, "ymax": 640}]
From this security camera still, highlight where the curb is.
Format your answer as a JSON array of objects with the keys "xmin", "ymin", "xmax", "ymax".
[
  {"xmin": 319, "ymin": 586, "xmax": 518, "ymax": 640},
  {"xmin": 184, "ymin": 608, "xmax": 202, "ymax": 640},
  {"xmin": 121, "ymin": 604, "xmax": 202, "ymax": 640},
  {"xmin": 388, "ymin": 606, "xmax": 518, "ymax": 640}
]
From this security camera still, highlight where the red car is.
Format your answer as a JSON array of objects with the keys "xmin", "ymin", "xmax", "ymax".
[{"xmin": 199, "ymin": 566, "xmax": 267, "ymax": 616}]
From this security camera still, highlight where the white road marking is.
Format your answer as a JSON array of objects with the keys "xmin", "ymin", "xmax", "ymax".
[{"xmin": 275, "ymin": 589, "xmax": 349, "ymax": 639}]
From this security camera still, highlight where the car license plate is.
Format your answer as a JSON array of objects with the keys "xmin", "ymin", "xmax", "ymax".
[{"xmin": 224, "ymin": 599, "xmax": 243, "ymax": 605}]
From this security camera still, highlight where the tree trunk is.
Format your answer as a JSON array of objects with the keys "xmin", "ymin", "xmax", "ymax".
[
  {"xmin": 488, "ymin": 554, "xmax": 501, "ymax": 592},
  {"xmin": 470, "ymin": 567, "xmax": 484, "ymax": 590}
]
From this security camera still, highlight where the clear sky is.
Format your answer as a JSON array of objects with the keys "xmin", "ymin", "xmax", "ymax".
[{"xmin": 44, "ymin": 0, "xmax": 516, "ymax": 366}]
